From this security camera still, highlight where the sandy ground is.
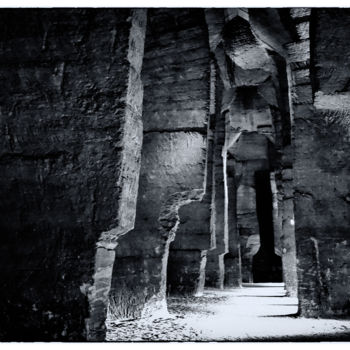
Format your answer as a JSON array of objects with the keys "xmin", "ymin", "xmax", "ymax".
[{"xmin": 106, "ymin": 283, "xmax": 350, "ymax": 342}]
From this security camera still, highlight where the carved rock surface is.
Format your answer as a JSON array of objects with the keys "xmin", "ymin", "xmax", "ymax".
[
  {"xmin": 0, "ymin": 9, "xmax": 146, "ymax": 341},
  {"xmin": 292, "ymin": 8, "xmax": 350, "ymax": 317},
  {"xmin": 110, "ymin": 8, "xmax": 210, "ymax": 320}
]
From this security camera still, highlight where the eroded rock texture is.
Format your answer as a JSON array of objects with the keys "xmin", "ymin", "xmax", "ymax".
[
  {"xmin": 167, "ymin": 63, "xmax": 215, "ymax": 296},
  {"xmin": 205, "ymin": 85, "xmax": 228, "ymax": 289},
  {"xmin": 224, "ymin": 157, "xmax": 242, "ymax": 287},
  {"xmin": 109, "ymin": 8, "xmax": 210, "ymax": 319},
  {"xmin": 203, "ymin": 9, "xmax": 294, "ymax": 288},
  {"xmin": 1, "ymin": 7, "xmax": 350, "ymax": 342},
  {"xmin": 291, "ymin": 8, "xmax": 350, "ymax": 317},
  {"xmin": 0, "ymin": 9, "xmax": 147, "ymax": 340}
]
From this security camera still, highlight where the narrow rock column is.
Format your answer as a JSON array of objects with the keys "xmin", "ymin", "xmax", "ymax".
[
  {"xmin": 87, "ymin": 9, "xmax": 148, "ymax": 341},
  {"xmin": 205, "ymin": 91, "xmax": 228, "ymax": 290},
  {"xmin": 166, "ymin": 127, "xmax": 214, "ymax": 296},
  {"xmin": 270, "ymin": 173, "xmax": 283, "ymax": 258},
  {"xmin": 203, "ymin": 9, "xmax": 233, "ymax": 290},
  {"xmin": 287, "ymin": 8, "xmax": 323, "ymax": 315},
  {"xmin": 280, "ymin": 158, "xmax": 298, "ymax": 297},
  {"xmin": 224, "ymin": 160, "xmax": 242, "ymax": 287},
  {"xmin": 237, "ymin": 184, "xmax": 260, "ymax": 283},
  {"xmin": 167, "ymin": 60, "xmax": 216, "ymax": 296}
]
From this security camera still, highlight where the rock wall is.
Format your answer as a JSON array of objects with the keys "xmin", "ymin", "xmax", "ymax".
[
  {"xmin": 110, "ymin": 8, "xmax": 210, "ymax": 319},
  {"xmin": 290, "ymin": 8, "xmax": 350, "ymax": 317},
  {"xmin": 167, "ymin": 134, "xmax": 213, "ymax": 295},
  {"xmin": 0, "ymin": 9, "xmax": 147, "ymax": 340},
  {"xmin": 1, "ymin": 8, "xmax": 350, "ymax": 340},
  {"xmin": 167, "ymin": 61, "xmax": 216, "ymax": 296}
]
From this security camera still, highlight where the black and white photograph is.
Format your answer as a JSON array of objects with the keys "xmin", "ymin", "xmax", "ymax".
[{"xmin": 0, "ymin": 0, "xmax": 349, "ymax": 344}]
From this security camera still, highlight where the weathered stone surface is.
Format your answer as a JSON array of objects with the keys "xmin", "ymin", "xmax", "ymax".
[
  {"xmin": 224, "ymin": 164, "xmax": 242, "ymax": 287},
  {"xmin": 167, "ymin": 98, "xmax": 215, "ymax": 296},
  {"xmin": 224, "ymin": 8, "xmax": 249, "ymax": 23},
  {"xmin": 295, "ymin": 21, "xmax": 310, "ymax": 41},
  {"xmin": 227, "ymin": 87, "xmax": 275, "ymax": 136},
  {"xmin": 290, "ymin": 8, "xmax": 311, "ymax": 20},
  {"xmin": 291, "ymin": 84, "xmax": 313, "ymax": 105},
  {"xmin": 271, "ymin": 173, "xmax": 283, "ymax": 257},
  {"xmin": 110, "ymin": 131, "xmax": 207, "ymax": 318},
  {"xmin": 205, "ymin": 253, "xmax": 225, "ymax": 288},
  {"xmin": 292, "ymin": 9, "xmax": 350, "ymax": 317},
  {"xmin": 205, "ymin": 107, "xmax": 228, "ymax": 288},
  {"xmin": 292, "ymin": 68, "xmax": 311, "ymax": 86},
  {"xmin": 204, "ymin": 9, "xmax": 225, "ymax": 52},
  {"xmin": 206, "ymin": 11, "xmax": 293, "ymax": 288},
  {"xmin": 2, "ymin": 8, "xmax": 350, "ymax": 340},
  {"xmin": 236, "ymin": 184, "xmax": 259, "ymax": 283},
  {"xmin": 110, "ymin": 8, "xmax": 210, "ymax": 320},
  {"xmin": 287, "ymin": 40, "xmax": 310, "ymax": 64},
  {"xmin": 231, "ymin": 132, "xmax": 270, "ymax": 162},
  {"xmin": 167, "ymin": 250, "xmax": 205, "ymax": 295},
  {"xmin": 249, "ymin": 8, "xmax": 293, "ymax": 56},
  {"xmin": 223, "ymin": 16, "xmax": 274, "ymax": 72},
  {"xmin": 277, "ymin": 146, "xmax": 298, "ymax": 298},
  {"xmin": 171, "ymin": 202, "xmax": 211, "ymax": 251},
  {"xmin": 87, "ymin": 9, "xmax": 148, "ymax": 340},
  {"xmin": 142, "ymin": 9, "xmax": 209, "ymax": 132},
  {"xmin": 0, "ymin": 8, "xmax": 146, "ymax": 341}
]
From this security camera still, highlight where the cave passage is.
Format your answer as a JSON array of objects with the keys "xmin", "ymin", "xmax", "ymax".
[{"xmin": 252, "ymin": 170, "xmax": 283, "ymax": 283}]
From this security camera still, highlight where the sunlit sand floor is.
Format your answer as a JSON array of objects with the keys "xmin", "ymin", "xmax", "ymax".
[{"xmin": 106, "ymin": 283, "xmax": 350, "ymax": 341}]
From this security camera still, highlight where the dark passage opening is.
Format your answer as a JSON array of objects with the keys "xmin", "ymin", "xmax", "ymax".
[{"xmin": 252, "ymin": 170, "xmax": 282, "ymax": 282}]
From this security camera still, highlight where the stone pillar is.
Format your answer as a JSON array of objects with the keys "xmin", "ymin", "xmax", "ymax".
[
  {"xmin": 167, "ymin": 189, "xmax": 213, "ymax": 296},
  {"xmin": 0, "ymin": 9, "xmax": 147, "ymax": 341},
  {"xmin": 287, "ymin": 8, "xmax": 322, "ymax": 316},
  {"xmin": 289, "ymin": 8, "xmax": 350, "ymax": 316},
  {"xmin": 237, "ymin": 184, "xmax": 260, "ymax": 283},
  {"xmin": 109, "ymin": 9, "xmax": 210, "ymax": 320},
  {"xmin": 205, "ymin": 108, "xmax": 228, "ymax": 289},
  {"xmin": 166, "ymin": 60, "xmax": 216, "ymax": 297},
  {"xmin": 280, "ymin": 162, "xmax": 298, "ymax": 297},
  {"xmin": 110, "ymin": 134, "xmax": 207, "ymax": 319},
  {"xmin": 224, "ymin": 160, "xmax": 242, "ymax": 287},
  {"xmin": 87, "ymin": 10, "xmax": 148, "ymax": 340},
  {"xmin": 270, "ymin": 173, "xmax": 283, "ymax": 257}
]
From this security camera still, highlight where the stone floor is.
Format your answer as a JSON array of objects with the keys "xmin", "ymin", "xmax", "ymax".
[{"xmin": 106, "ymin": 283, "xmax": 350, "ymax": 341}]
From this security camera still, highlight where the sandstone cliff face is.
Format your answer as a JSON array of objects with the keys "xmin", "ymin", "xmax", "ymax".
[{"xmin": 0, "ymin": 9, "xmax": 147, "ymax": 340}]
